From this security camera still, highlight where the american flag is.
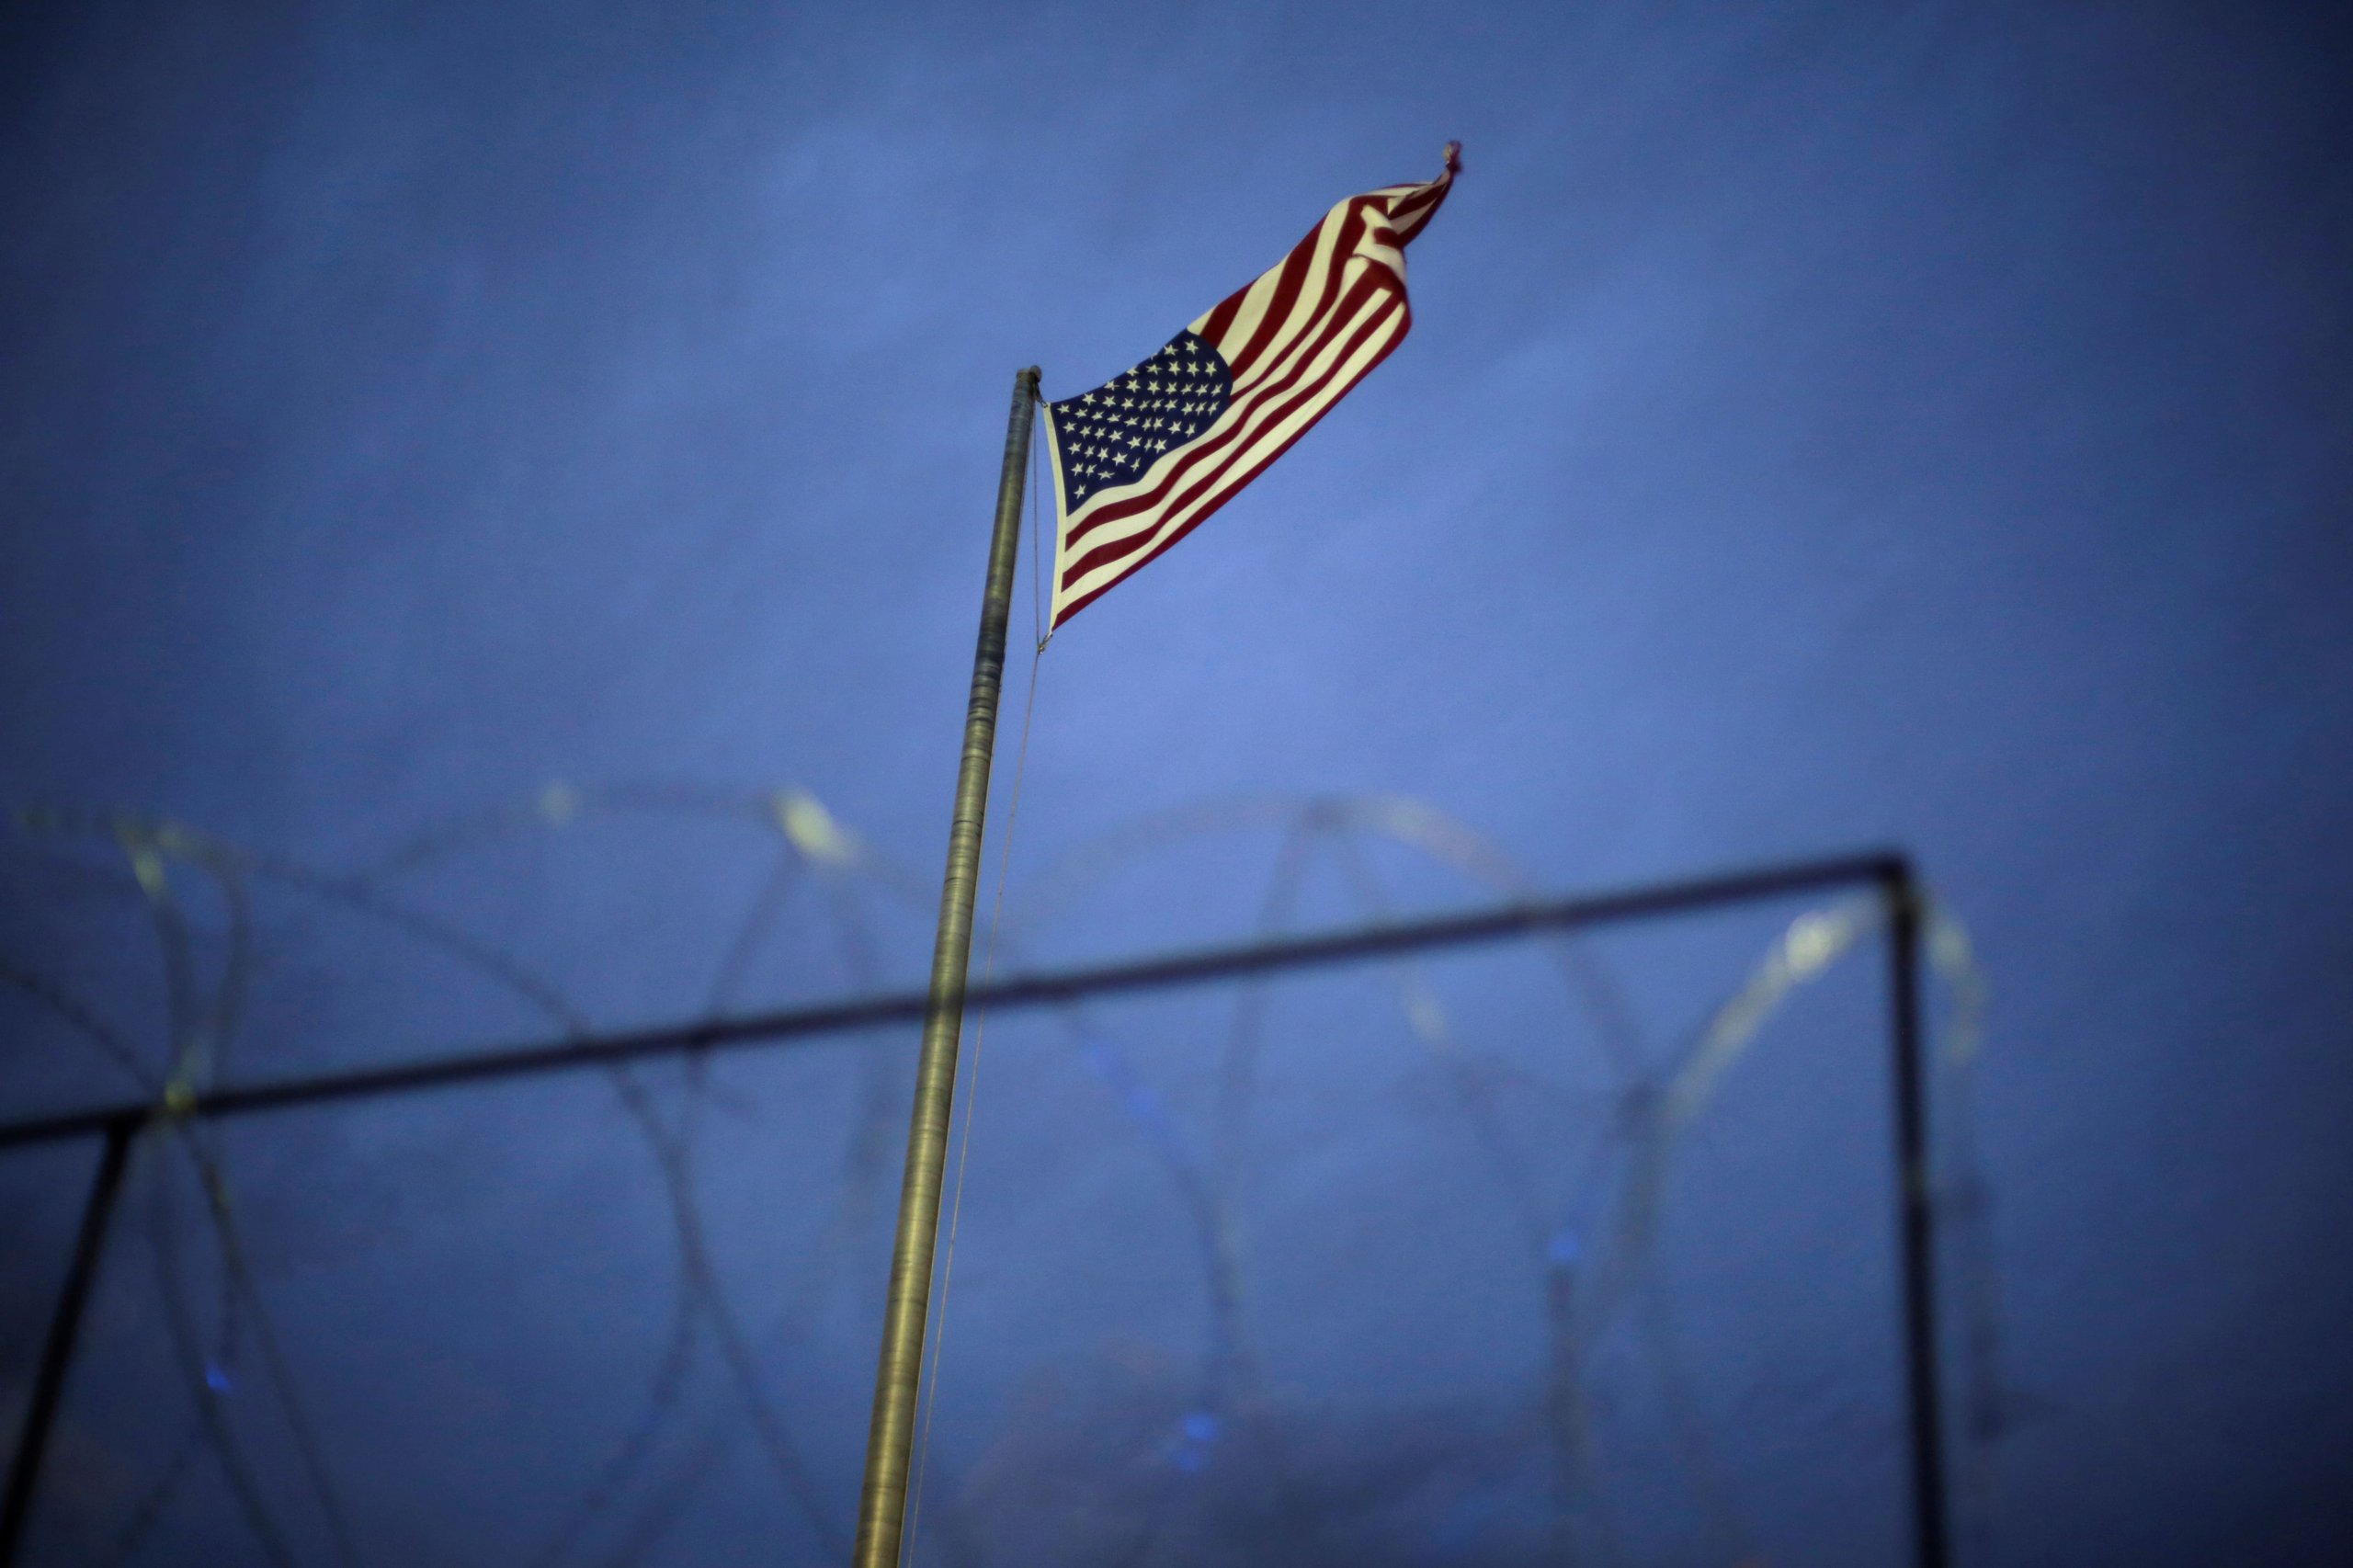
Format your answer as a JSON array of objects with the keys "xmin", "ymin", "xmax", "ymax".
[{"xmin": 1041, "ymin": 144, "xmax": 1461, "ymax": 631}]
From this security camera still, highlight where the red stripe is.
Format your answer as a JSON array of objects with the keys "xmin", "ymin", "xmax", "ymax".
[
  {"xmin": 1228, "ymin": 199, "xmax": 1402, "ymax": 390},
  {"xmin": 1227, "ymin": 199, "xmax": 1373, "ymax": 380},
  {"xmin": 1052, "ymin": 294, "xmax": 1414, "ymax": 628},
  {"xmin": 1065, "ymin": 238, "xmax": 1407, "ymax": 550},
  {"xmin": 1049, "ymin": 156, "xmax": 1457, "ymax": 628},
  {"xmin": 1063, "ymin": 269, "xmax": 1400, "ymax": 553},
  {"xmin": 1389, "ymin": 178, "xmax": 1444, "ymax": 224},
  {"xmin": 1138, "ymin": 281, "xmax": 1401, "ymax": 545},
  {"xmin": 1197, "ymin": 278, "xmax": 1251, "ymax": 345},
  {"xmin": 1060, "ymin": 290, "xmax": 1404, "ymax": 589},
  {"xmin": 1220, "ymin": 208, "xmax": 1337, "ymax": 378},
  {"xmin": 1064, "ymin": 265, "xmax": 1402, "ymax": 550},
  {"xmin": 1199, "ymin": 174, "xmax": 1444, "ymax": 347},
  {"xmin": 1390, "ymin": 177, "xmax": 1451, "ymax": 243}
]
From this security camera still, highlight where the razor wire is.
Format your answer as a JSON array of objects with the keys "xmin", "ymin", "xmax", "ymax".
[{"xmin": 0, "ymin": 790, "xmax": 2008, "ymax": 1567}]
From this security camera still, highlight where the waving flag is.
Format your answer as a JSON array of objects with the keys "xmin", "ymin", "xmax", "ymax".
[{"xmin": 1041, "ymin": 144, "xmax": 1461, "ymax": 631}]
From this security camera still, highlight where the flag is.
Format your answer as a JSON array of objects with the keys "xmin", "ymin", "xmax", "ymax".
[{"xmin": 1040, "ymin": 143, "xmax": 1461, "ymax": 631}]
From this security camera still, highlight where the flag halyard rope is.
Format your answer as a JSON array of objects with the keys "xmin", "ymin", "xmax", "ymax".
[{"xmin": 903, "ymin": 411, "xmax": 1051, "ymax": 1565}]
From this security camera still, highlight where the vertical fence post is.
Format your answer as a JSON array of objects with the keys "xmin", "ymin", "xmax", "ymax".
[
  {"xmin": 1884, "ymin": 864, "xmax": 1952, "ymax": 1568},
  {"xmin": 0, "ymin": 1114, "xmax": 136, "ymax": 1566}
]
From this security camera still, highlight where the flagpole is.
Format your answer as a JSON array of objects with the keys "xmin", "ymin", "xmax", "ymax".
[{"xmin": 852, "ymin": 365, "xmax": 1040, "ymax": 1568}]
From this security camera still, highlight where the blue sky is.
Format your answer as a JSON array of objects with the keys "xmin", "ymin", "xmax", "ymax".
[{"xmin": 2, "ymin": 3, "xmax": 2348, "ymax": 1564}]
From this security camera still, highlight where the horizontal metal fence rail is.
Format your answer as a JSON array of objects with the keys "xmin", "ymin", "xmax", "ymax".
[{"xmin": 0, "ymin": 850, "xmax": 1904, "ymax": 1149}]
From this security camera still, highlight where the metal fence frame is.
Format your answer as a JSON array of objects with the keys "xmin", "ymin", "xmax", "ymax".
[{"xmin": 0, "ymin": 849, "xmax": 1948, "ymax": 1568}]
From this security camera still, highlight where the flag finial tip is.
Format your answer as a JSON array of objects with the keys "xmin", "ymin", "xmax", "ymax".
[{"xmin": 1442, "ymin": 141, "xmax": 1462, "ymax": 174}]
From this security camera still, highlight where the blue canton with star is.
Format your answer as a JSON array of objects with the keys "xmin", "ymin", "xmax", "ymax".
[{"xmin": 1048, "ymin": 329, "xmax": 1234, "ymax": 509}]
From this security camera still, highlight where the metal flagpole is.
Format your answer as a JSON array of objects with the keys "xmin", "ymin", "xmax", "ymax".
[{"xmin": 851, "ymin": 365, "xmax": 1040, "ymax": 1568}]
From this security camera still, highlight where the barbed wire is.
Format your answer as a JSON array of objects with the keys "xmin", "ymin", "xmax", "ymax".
[
  {"xmin": 0, "ymin": 790, "xmax": 2010, "ymax": 1567},
  {"xmin": 4, "ymin": 798, "xmax": 871, "ymax": 1563}
]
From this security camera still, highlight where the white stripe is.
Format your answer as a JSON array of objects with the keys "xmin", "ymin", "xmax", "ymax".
[
  {"xmin": 1233, "ymin": 199, "xmax": 1358, "ymax": 369},
  {"xmin": 1189, "ymin": 252, "xmax": 1284, "ymax": 355},
  {"xmin": 1196, "ymin": 195, "xmax": 1352, "ymax": 363},
  {"xmin": 1050, "ymin": 161, "xmax": 1452, "ymax": 626},
  {"xmin": 1357, "ymin": 222, "xmax": 1404, "ymax": 290},
  {"xmin": 1224, "ymin": 242, "xmax": 1392, "ymax": 410},
  {"xmin": 1052, "ymin": 291, "xmax": 1404, "ymax": 614},
  {"xmin": 1040, "ymin": 404, "xmax": 1078, "ymax": 522},
  {"xmin": 1056, "ymin": 280, "xmax": 1394, "ymax": 569},
  {"xmin": 1066, "ymin": 277, "xmax": 1399, "ymax": 555},
  {"xmin": 1059, "ymin": 403, "xmax": 1245, "ymax": 537},
  {"xmin": 1058, "ymin": 206, "xmax": 1404, "ymax": 542}
]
